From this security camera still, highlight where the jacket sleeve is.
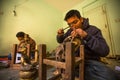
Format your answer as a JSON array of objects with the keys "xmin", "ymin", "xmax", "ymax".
[
  {"xmin": 56, "ymin": 35, "xmax": 65, "ymax": 43},
  {"xmin": 56, "ymin": 29, "xmax": 72, "ymax": 43},
  {"xmin": 84, "ymin": 27, "xmax": 109, "ymax": 57}
]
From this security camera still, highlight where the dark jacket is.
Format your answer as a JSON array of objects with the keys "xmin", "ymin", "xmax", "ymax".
[{"xmin": 56, "ymin": 18, "xmax": 109, "ymax": 61}]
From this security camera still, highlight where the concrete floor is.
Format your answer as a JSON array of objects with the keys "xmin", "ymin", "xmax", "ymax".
[
  {"xmin": 0, "ymin": 58, "xmax": 120, "ymax": 80},
  {"xmin": 0, "ymin": 68, "xmax": 19, "ymax": 80},
  {"xmin": 0, "ymin": 66, "xmax": 56, "ymax": 80}
]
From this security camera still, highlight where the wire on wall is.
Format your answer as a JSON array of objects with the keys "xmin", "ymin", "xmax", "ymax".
[{"xmin": 13, "ymin": 0, "xmax": 29, "ymax": 16}]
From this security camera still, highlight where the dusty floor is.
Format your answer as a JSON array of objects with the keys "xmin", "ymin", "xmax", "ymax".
[
  {"xmin": 0, "ymin": 66, "xmax": 56, "ymax": 80},
  {"xmin": 0, "ymin": 68, "xmax": 19, "ymax": 80},
  {"xmin": 0, "ymin": 58, "xmax": 120, "ymax": 80}
]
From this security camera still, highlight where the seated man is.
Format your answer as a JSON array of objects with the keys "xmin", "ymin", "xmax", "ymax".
[
  {"xmin": 16, "ymin": 31, "xmax": 36, "ymax": 64},
  {"xmin": 56, "ymin": 9, "xmax": 118, "ymax": 80},
  {"xmin": 24, "ymin": 34, "xmax": 36, "ymax": 59}
]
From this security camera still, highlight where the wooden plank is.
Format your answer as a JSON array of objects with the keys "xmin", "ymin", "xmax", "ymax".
[
  {"xmin": 43, "ymin": 59, "xmax": 66, "ymax": 69},
  {"xmin": 48, "ymin": 74, "xmax": 61, "ymax": 80},
  {"xmin": 75, "ymin": 57, "xmax": 82, "ymax": 66},
  {"xmin": 11, "ymin": 64, "xmax": 21, "ymax": 70}
]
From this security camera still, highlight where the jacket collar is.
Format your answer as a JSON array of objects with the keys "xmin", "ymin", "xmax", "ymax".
[{"xmin": 82, "ymin": 18, "xmax": 90, "ymax": 30}]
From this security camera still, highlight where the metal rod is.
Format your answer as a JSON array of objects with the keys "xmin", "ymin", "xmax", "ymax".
[{"xmin": 63, "ymin": 26, "xmax": 69, "ymax": 30}]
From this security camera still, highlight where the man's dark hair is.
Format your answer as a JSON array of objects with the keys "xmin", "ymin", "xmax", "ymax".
[
  {"xmin": 64, "ymin": 9, "xmax": 81, "ymax": 21},
  {"xmin": 16, "ymin": 31, "xmax": 25, "ymax": 38}
]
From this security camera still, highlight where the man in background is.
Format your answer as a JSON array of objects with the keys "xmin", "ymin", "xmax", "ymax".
[{"xmin": 16, "ymin": 31, "xmax": 36, "ymax": 64}]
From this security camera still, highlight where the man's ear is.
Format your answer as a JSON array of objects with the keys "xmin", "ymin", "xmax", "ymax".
[{"xmin": 80, "ymin": 17, "xmax": 83, "ymax": 23}]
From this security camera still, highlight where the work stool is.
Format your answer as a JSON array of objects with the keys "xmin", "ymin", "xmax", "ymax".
[
  {"xmin": 38, "ymin": 42, "xmax": 84, "ymax": 80},
  {"xmin": 11, "ymin": 44, "xmax": 38, "ymax": 69}
]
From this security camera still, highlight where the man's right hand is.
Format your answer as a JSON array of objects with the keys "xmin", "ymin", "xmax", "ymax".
[{"xmin": 57, "ymin": 28, "xmax": 64, "ymax": 35}]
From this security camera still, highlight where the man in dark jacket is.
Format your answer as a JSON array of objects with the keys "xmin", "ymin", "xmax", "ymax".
[{"xmin": 56, "ymin": 9, "xmax": 117, "ymax": 80}]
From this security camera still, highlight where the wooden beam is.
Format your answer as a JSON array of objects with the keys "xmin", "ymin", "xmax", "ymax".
[
  {"xmin": 75, "ymin": 57, "xmax": 82, "ymax": 66},
  {"xmin": 48, "ymin": 74, "xmax": 61, "ymax": 80},
  {"xmin": 43, "ymin": 59, "xmax": 66, "ymax": 69}
]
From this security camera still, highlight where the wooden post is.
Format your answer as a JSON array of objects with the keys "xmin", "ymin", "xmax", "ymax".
[
  {"xmin": 11, "ymin": 44, "xmax": 21, "ymax": 69},
  {"xmin": 65, "ymin": 42, "xmax": 75, "ymax": 80},
  {"xmin": 11, "ymin": 44, "xmax": 18, "ymax": 65},
  {"xmin": 79, "ymin": 45, "xmax": 84, "ymax": 80},
  {"xmin": 38, "ymin": 44, "xmax": 47, "ymax": 80},
  {"xmin": 27, "ymin": 44, "xmax": 31, "ymax": 58},
  {"xmin": 34, "ymin": 45, "xmax": 38, "ymax": 62}
]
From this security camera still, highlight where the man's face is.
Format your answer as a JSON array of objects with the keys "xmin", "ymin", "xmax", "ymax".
[
  {"xmin": 66, "ymin": 16, "xmax": 83, "ymax": 30},
  {"xmin": 17, "ymin": 37, "xmax": 24, "ymax": 42}
]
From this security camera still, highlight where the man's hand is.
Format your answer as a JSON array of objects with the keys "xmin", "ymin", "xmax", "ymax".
[
  {"xmin": 71, "ymin": 28, "xmax": 87, "ymax": 38},
  {"xmin": 71, "ymin": 30, "xmax": 77, "ymax": 37},
  {"xmin": 57, "ymin": 28, "xmax": 64, "ymax": 36},
  {"xmin": 76, "ymin": 28, "xmax": 87, "ymax": 38}
]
